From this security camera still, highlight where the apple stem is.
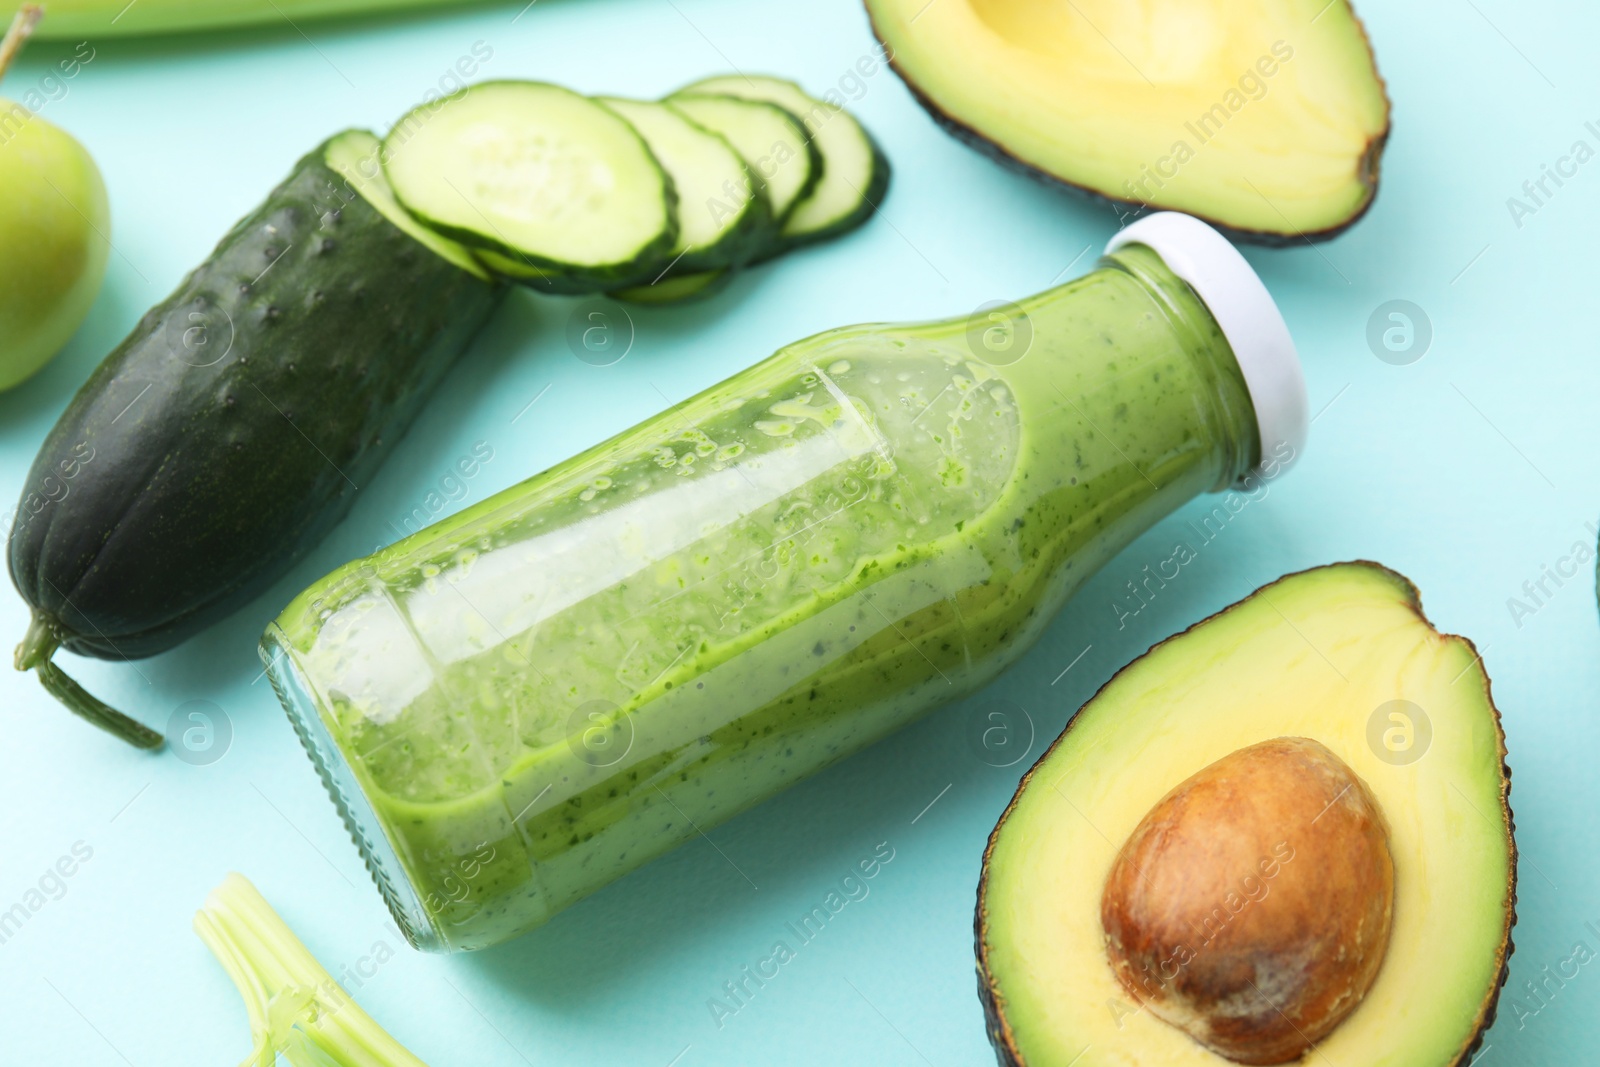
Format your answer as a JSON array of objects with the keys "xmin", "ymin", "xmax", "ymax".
[{"xmin": 0, "ymin": 5, "xmax": 42, "ymax": 87}]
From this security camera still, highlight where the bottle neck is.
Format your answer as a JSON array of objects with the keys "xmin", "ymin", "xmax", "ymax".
[{"xmin": 1098, "ymin": 243, "xmax": 1263, "ymax": 491}]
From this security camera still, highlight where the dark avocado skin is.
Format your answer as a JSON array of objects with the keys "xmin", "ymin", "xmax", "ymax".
[
  {"xmin": 864, "ymin": 6, "xmax": 1390, "ymax": 247},
  {"xmin": 972, "ymin": 562, "xmax": 1515, "ymax": 1067},
  {"xmin": 8, "ymin": 135, "xmax": 506, "ymax": 661}
]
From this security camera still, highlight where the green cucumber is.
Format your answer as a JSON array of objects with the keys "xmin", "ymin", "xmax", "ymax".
[
  {"xmin": 665, "ymin": 93, "xmax": 820, "ymax": 244},
  {"xmin": 8, "ymin": 129, "xmax": 505, "ymax": 746},
  {"xmin": 610, "ymin": 268, "xmax": 734, "ymax": 305},
  {"xmin": 384, "ymin": 82, "xmax": 678, "ymax": 294},
  {"xmin": 325, "ymin": 130, "xmax": 491, "ymax": 280},
  {"xmin": 681, "ymin": 75, "xmax": 890, "ymax": 248},
  {"xmin": 596, "ymin": 96, "xmax": 772, "ymax": 276}
]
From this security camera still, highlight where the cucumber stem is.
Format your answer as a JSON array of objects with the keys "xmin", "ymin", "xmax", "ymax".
[
  {"xmin": 15, "ymin": 613, "xmax": 164, "ymax": 749},
  {"xmin": 0, "ymin": 5, "xmax": 42, "ymax": 86},
  {"xmin": 14, "ymin": 611, "xmax": 56, "ymax": 671}
]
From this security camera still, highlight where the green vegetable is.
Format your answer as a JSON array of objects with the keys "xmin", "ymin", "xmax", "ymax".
[
  {"xmin": 196, "ymin": 873, "xmax": 430, "ymax": 1067},
  {"xmin": 681, "ymin": 75, "xmax": 890, "ymax": 250},
  {"xmin": 5, "ymin": 0, "xmax": 477, "ymax": 39},
  {"xmin": 606, "ymin": 79, "xmax": 889, "ymax": 303},
  {"xmin": 596, "ymin": 96, "xmax": 771, "ymax": 275},
  {"xmin": 414, "ymin": 78, "xmax": 886, "ymax": 302},
  {"xmin": 8, "ymin": 129, "xmax": 503, "ymax": 747},
  {"xmin": 665, "ymin": 92, "xmax": 820, "ymax": 236},
  {"xmin": 385, "ymin": 82, "xmax": 678, "ymax": 294},
  {"xmin": 610, "ymin": 266, "xmax": 733, "ymax": 305}
]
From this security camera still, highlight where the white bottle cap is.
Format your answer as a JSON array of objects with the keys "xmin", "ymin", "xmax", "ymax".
[{"xmin": 1105, "ymin": 212, "xmax": 1307, "ymax": 475}]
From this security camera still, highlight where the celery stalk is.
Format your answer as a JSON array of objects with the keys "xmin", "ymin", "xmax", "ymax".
[
  {"xmin": 4, "ymin": 0, "xmax": 486, "ymax": 40},
  {"xmin": 195, "ymin": 873, "xmax": 430, "ymax": 1067}
]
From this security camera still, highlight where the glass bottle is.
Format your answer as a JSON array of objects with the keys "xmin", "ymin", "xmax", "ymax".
[{"xmin": 263, "ymin": 213, "xmax": 1307, "ymax": 951}]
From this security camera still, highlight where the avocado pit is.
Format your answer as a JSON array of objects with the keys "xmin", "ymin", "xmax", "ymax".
[{"xmin": 1101, "ymin": 736, "xmax": 1394, "ymax": 1064}]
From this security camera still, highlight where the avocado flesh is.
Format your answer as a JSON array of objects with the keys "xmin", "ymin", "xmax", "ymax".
[
  {"xmin": 976, "ymin": 562, "xmax": 1515, "ymax": 1067},
  {"xmin": 866, "ymin": 0, "xmax": 1390, "ymax": 241}
]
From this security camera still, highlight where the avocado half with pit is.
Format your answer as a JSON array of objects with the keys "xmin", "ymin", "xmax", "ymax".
[
  {"xmin": 865, "ymin": 0, "xmax": 1390, "ymax": 242},
  {"xmin": 976, "ymin": 562, "xmax": 1515, "ymax": 1066}
]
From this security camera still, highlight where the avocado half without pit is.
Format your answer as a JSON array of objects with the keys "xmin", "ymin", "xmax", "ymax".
[
  {"xmin": 864, "ymin": 0, "xmax": 1391, "ymax": 242},
  {"xmin": 976, "ymin": 563, "xmax": 1516, "ymax": 1067}
]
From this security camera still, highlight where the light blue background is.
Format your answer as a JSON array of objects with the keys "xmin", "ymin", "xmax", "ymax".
[{"xmin": 1, "ymin": 0, "xmax": 1595, "ymax": 1062}]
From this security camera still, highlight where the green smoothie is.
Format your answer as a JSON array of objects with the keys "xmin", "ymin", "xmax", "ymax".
[{"xmin": 264, "ymin": 223, "xmax": 1300, "ymax": 951}]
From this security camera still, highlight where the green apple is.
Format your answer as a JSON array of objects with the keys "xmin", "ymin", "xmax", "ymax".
[{"xmin": 0, "ymin": 6, "xmax": 109, "ymax": 392}]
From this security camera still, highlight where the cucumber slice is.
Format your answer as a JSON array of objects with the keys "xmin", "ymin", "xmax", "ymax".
[
  {"xmin": 474, "ymin": 248, "xmax": 558, "ymax": 284},
  {"xmin": 611, "ymin": 268, "xmax": 733, "ymax": 305},
  {"xmin": 680, "ymin": 75, "xmax": 890, "ymax": 248},
  {"xmin": 323, "ymin": 130, "xmax": 492, "ymax": 281},
  {"xmin": 665, "ymin": 93, "xmax": 820, "ymax": 234},
  {"xmin": 383, "ymin": 81, "xmax": 678, "ymax": 294},
  {"xmin": 597, "ymin": 97, "xmax": 772, "ymax": 275}
]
